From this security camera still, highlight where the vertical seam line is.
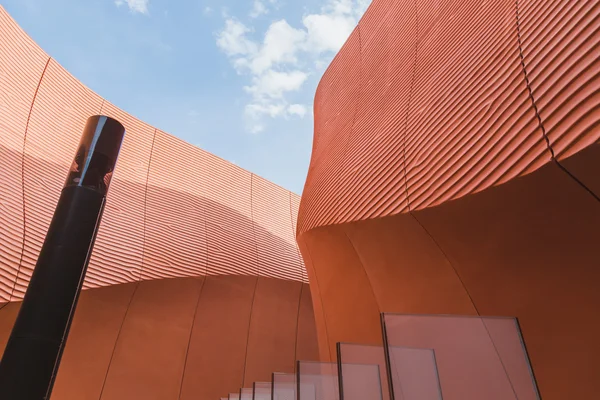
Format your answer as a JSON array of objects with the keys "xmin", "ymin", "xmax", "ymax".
[
  {"xmin": 401, "ymin": 0, "xmax": 419, "ymax": 213},
  {"xmin": 515, "ymin": 0, "xmax": 599, "ymax": 202},
  {"xmin": 177, "ymin": 277, "xmax": 206, "ymax": 399},
  {"xmin": 289, "ymin": 192, "xmax": 304, "ymax": 368},
  {"xmin": 11, "ymin": 56, "xmax": 51, "ymax": 303},
  {"xmin": 242, "ymin": 173, "xmax": 260, "ymax": 386},
  {"xmin": 98, "ymin": 127, "xmax": 156, "ymax": 399}
]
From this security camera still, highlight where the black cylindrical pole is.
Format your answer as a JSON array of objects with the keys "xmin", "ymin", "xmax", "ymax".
[{"xmin": 0, "ymin": 116, "xmax": 125, "ymax": 399}]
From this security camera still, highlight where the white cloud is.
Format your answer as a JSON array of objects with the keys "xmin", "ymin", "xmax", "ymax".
[
  {"xmin": 249, "ymin": 1, "xmax": 268, "ymax": 18},
  {"xmin": 203, "ymin": 6, "xmax": 213, "ymax": 16},
  {"xmin": 244, "ymin": 70, "xmax": 308, "ymax": 99},
  {"xmin": 115, "ymin": 0, "xmax": 149, "ymax": 14},
  {"xmin": 288, "ymin": 104, "xmax": 307, "ymax": 118},
  {"xmin": 249, "ymin": 20, "xmax": 306, "ymax": 74},
  {"xmin": 249, "ymin": 0, "xmax": 278, "ymax": 18},
  {"xmin": 216, "ymin": 0, "xmax": 371, "ymax": 133},
  {"xmin": 216, "ymin": 19, "xmax": 258, "ymax": 57}
]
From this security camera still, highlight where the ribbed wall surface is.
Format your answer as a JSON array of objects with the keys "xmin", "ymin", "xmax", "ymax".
[
  {"xmin": 300, "ymin": 0, "xmax": 595, "ymax": 232},
  {"xmin": 519, "ymin": 0, "xmax": 600, "ymax": 160},
  {"xmin": 0, "ymin": 7, "xmax": 308, "ymax": 305},
  {"xmin": 297, "ymin": 0, "xmax": 600, "ymax": 398},
  {"xmin": 0, "ymin": 9, "xmax": 48, "ymax": 302}
]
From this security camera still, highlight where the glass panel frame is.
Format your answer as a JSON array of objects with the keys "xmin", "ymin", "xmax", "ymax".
[{"xmin": 381, "ymin": 313, "xmax": 541, "ymax": 400}]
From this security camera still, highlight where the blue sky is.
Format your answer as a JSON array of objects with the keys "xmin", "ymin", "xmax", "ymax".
[{"xmin": 1, "ymin": 0, "xmax": 370, "ymax": 194}]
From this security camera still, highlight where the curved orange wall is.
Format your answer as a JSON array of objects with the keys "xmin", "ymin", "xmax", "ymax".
[
  {"xmin": 0, "ymin": 7, "xmax": 318, "ymax": 399},
  {"xmin": 0, "ymin": 7, "xmax": 307, "ymax": 297},
  {"xmin": 297, "ymin": 0, "xmax": 600, "ymax": 398}
]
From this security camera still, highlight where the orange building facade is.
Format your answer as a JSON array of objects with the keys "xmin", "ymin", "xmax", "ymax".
[
  {"xmin": 0, "ymin": 7, "xmax": 317, "ymax": 399},
  {"xmin": 297, "ymin": 0, "xmax": 600, "ymax": 398},
  {"xmin": 1, "ymin": 0, "xmax": 600, "ymax": 398}
]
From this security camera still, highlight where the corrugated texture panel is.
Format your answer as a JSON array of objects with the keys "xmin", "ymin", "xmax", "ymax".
[
  {"xmin": 290, "ymin": 194, "xmax": 308, "ymax": 283},
  {"xmin": 519, "ymin": 0, "xmax": 600, "ymax": 160},
  {"xmin": 252, "ymin": 175, "xmax": 302, "ymax": 282},
  {"xmin": 199, "ymin": 153, "xmax": 257, "ymax": 277},
  {"xmin": 357, "ymin": 0, "xmax": 395, "ymax": 47},
  {"xmin": 333, "ymin": 0, "xmax": 415, "ymax": 222},
  {"xmin": 86, "ymin": 101, "xmax": 154, "ymax": 288},
  {"xmin": 20, "ymin": 60, "xmax": 103, "ymax": 299},
  {"xmin": 0, "ymin": 7, "xmax": 308, "ymax": 303},
  {"xmin": 404, "ymin": 0, "xmax": 548, "ymax": 210},
  {"xmin": 143, "ymin": 130, "xmax": 207, "ymax": 280},
  {"xmin": 298, "ymin": 29, "xmax": 361, "ymax": 233},
  {"xmin": 0, "ymin": 7, "xmax": 48, "ymax": 301}
]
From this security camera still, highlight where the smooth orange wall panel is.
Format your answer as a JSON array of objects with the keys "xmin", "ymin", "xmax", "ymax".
[
  {"xmin": 0, "ymin": 277, "xmax": 319, "ymax": 400},
  {"xmin": 413, "ymin": 162, "xmax": 600, "ymax": 399},
  {"xmin": 243, "ymin": 277, "xmax": 302, "ymax": 386},
  {"xmin": 100, "ymin": 277, "xmax": 202, "ymax": 400},
  {"xmin": 51, "ymin": 283, "xmax": 136, "ymax": 400},
  {"xmin": 177, "ymin": 275, "xmax": 255, "ymax": 400},
  {"xmin": 0, "ymin": 8, "xmax": 48, "ymax": 301}
]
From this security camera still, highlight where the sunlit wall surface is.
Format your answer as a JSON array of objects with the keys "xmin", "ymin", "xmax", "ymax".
[
  {"xmin": 0, "ymin": 7, "xmax": 318, "ymax": 399},
  {"xmin": 297, "ymin": 0, "xmax": 600, "ymax": 398}
]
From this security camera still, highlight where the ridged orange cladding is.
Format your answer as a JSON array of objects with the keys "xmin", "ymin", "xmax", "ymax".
[
  {"xmin": 86, "ymin": 101, "xmax": 154, "ymax": 287},
  {"xmin": 20, "ymin": 59, "xmax": 104, "ymax": 299},
  {"xmin": 0, "ymin": 8, "xmax": 48, "ymax": 301},
  {"xmin": 405, "ymin": 0, "xmax": 549, "ymax": 211},
  {"xmin": 143, "ymin": 130, "xmax": 207, "ymax": 281},
  {"xmin": 200, "ymin": 153, "xmax": 258, "ymax": 277},
  {"xmin": 332, "ymin": 0, "xmax": 415, "ymax": 222},
  {"xmin": 289, "ymin": 194, "xmax": 307, "ymax": 283},
  {"xmin": 519, "ymin": 0, "xmax": 600, "ymax": 161},
  {"xmin": 0, "ymin": 6, "xmax": 308, "ymax": 302},
  {"xmin": 298, "ymin": 28, "xmax": 361, "ymax": 234},
  {"xmin": 252, "ymin": 175, "xmax": 303, "ymax": 282}
]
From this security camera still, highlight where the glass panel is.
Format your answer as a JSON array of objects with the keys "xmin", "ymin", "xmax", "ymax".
[
  {"xmin": 229, "ymin": 393, "xmax": 240, "ymax": 400},
  {"xmin": 297, "ymin": 361, "xmax": 339, "ymax": 400},
  {"xmin": 253, "ymin": 382, "xmax": 272, "ymax": 400},
  {"xmin": 241, "ymin": 387, "xmax": 253, "ymax": 400},
  {"xmin": 382, "ymin": 314, "xmax": 541, "ymax": 400},
  {"xmin": 273, "ymin": 372, "xmax": 296, "ymax": 400},
  {"xmin": 337, "ymin": 343, "xmax": 388, "ymax": 400},
  {"xmin": 387, "ymin": 346, "xmax": 442, "ymax": 400}
]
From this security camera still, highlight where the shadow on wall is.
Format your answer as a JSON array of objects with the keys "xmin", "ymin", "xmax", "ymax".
[
  {"xmin": 297, "ymin": 156, "xmax": 600, "ymax": 400},
  {"xmin": 0, "ymin": 146, "xmax": 318, "ymax": 399},
  {"xmin": 0, "ymin": 145, "xmax": 305, "ymax": 296},
  {"xmin": 0, "ymin": 275, "xmax": 318, "ymax": 400}
]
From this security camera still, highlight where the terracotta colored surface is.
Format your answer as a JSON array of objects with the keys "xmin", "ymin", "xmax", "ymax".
[
  {"xmin": 0, "ymin": 7, "xmax": 307, "ymax": 298},
  {"xmin": 295, "ymin": 285, "xmax": 319, "ymax": 363},
  {"xmin": 0, "ymin": 276, "xmax": 317, "ymax": 400},
  {"xmin": 0, "ymin": 9, "xmax": 48, "ymax": 302},
  {"xmin": 51, "ymin": 283, "xmax": 136, "ymax": 400},
  {"xmin": 297, "ymin": 0, "xmax": 600, "ymax": 398},
  {"xmin": 100, "ymin": 277, "xmax": 202, "ymax": 400},
  {"xmin": 0, "ymin": 7, "xmax": 318, "ymax": 399},
  {"xmin": 519, "ymin": 0, "xmax": 600, "ymax": 161},
  {"xmin": 243, "ymin": 277, "xmax": 302, "ymax": 386}
]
